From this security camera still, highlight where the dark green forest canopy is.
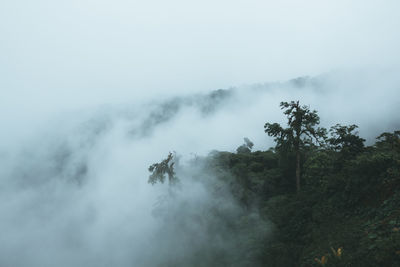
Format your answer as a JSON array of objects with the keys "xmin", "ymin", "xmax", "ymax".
[{"xmin": 148, "ymin": 101, "xmax": 400, "ymax": 267}]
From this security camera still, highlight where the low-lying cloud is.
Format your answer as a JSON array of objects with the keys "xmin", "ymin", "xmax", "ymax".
[{"xmin": 0, "ymin": 70, "xmax": 399, "ymax": 266}]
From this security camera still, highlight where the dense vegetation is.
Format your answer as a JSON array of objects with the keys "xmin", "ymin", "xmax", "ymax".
[{"xmin": 149, "ymin": 101, "xmax": 400, "ymax": 266}]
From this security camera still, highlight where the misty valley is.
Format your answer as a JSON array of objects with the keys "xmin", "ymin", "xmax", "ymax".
[
  {"xmin": 0, "ymin": 75, "xmax": 399, "ymax": 267},
  {"xmin": 2, "ymin": 1, "xmax": 400, "ymax": 266}
]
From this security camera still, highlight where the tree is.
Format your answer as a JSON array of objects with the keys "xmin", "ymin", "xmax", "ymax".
[
  {"xmin": 148, "ymin": 152, "xmax": 179, "ymax": 185},
  {"xmin": 328, "ymin": 124, "xmax": 364, "ymax": 153},
  {"xmin": 328, "ymin": 124, "xmax": 365, "ymax": 170},
  {"xmin": 264, "ymin": 101, "xmax": 326, "ymax": 192},
  {"xmin": 376, "ymin": 130, "xmax": 400, "ymax": 151}
]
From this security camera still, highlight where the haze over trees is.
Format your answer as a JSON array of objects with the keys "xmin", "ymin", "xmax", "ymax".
[{"xmin": 149, "ymin": 100, "xmax": 400, "ymax": 267}]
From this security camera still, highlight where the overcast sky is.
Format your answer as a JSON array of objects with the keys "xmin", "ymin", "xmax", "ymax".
[{"xmin": 1, "ymin": 0, "xmax": 400, "ymax": 109}]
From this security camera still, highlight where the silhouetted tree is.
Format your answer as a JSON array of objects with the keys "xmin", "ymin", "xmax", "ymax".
[
  {"xmin": 328, "ymin": 124, "xmax": 365, "ymax": 170},
  {"xmin": 148, "ymin": 152, "xmax": 178, "ymax": 185},
  {"xmin": 376, "ymin": 130, "xmax": 400, "ymax": 151},
  {"xmin": 264, "ymin": 101, "xmax": 326, "ymax": 192}
]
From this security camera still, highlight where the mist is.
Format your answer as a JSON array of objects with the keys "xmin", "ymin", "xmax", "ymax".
[
  {"xmin": 1, "ymin": 0, "xmax": 400, "ymax": 266},
  {"xmin": 0, "ymin": 72, "xmax": 399, "ymax": 266}
]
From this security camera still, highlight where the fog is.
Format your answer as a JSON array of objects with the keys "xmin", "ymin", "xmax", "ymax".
[{"xmin": 1, "ymin": 1, "xmax": 400, "ymax": 266}]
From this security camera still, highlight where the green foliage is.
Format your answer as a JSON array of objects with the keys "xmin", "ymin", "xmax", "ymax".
[
  {"xmin": 147, "ymin": 100, "xmax": 400, "ymax": 266},
  {"xmin": 328, "ymin": 124, "xmax": 365, "ymax": 154},
  {"xmin": 264, "ymin": 101, "xmax": 326, "ymax": 151},
  {"xmin": 376, "ymin": 130, "xmax": 400, "ymax": 151},
  {"xmin": 265, "ymin": 101, "xmax": 327, "ymax": 192},
  {"xmin": 216, "ymin": 128, "xmax": 399, "ymax": 266},
  {"xmin": 148, "ymin": 152, "xmax": 179, "ymax": 185},
  {"xmin": 303, "ymin": 150, "xmax": 335, "ymax": 190}
]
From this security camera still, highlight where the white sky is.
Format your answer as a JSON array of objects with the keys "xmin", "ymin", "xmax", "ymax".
[{"xmin": 1, "ymin": 0, "xmax": 399, "ymax": 104}]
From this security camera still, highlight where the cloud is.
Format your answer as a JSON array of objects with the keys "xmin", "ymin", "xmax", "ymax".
[
  {"xmin": 0, "ymin": 70, "xmax": 399, "ymax": 266},
  {"xmin": 0, "ymin": 1, "xmax": 399, "ymax": 265}
]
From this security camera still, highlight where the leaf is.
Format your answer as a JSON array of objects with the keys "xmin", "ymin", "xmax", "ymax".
[{"xmin": 368, "ymin": 233, "xmax": 378, "ymax": 239}]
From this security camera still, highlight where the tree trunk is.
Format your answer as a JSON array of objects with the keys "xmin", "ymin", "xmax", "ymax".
[
  {"xmin": 296, "ymin": 149, "xmax": 301, "ymax": 192},
  {"xmin": 295, "ymin": 119, "xmax": 301, "ymax": 193}
]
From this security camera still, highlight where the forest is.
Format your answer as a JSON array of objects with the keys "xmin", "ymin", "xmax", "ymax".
[{"xmin": 148, "ymin": 101, "xmax": 400, "ymax": 267}]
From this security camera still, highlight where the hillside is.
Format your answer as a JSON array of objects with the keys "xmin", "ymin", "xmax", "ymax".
[{"xmin": 149, "ymin": 103, "xmax": 400, "ymax": 266}]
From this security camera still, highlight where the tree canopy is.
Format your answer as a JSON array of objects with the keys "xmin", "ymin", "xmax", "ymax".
[
  {"xmin": 264, "ymin": 101, "xmax": 326, "ymax": 192},
  {"xmin": 147, "ymin": 101, "xmax": 400, "ymax": 267}
]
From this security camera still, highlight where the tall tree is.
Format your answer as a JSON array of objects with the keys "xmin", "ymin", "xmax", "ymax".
[{"xmin": 264, "ymin": 101, "xmax": 326, "ymax": 192}]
